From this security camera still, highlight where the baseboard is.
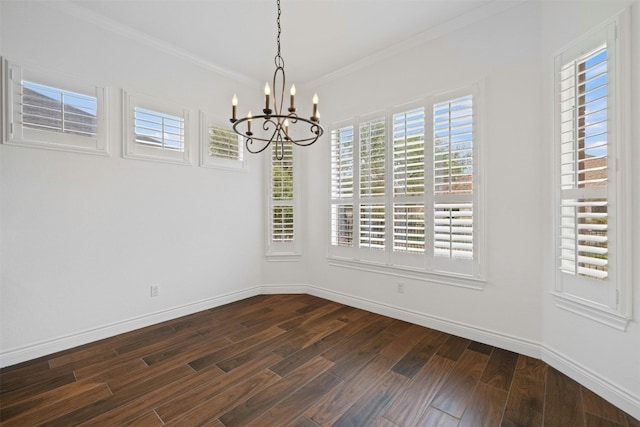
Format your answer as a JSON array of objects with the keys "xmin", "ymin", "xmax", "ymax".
[
  {"xmin": 3, "ymin": 283, "xmax": 638, "ymax": 421},
  {"xmin": 542, "ymin": 346, "xmax": 640, "ymax": 420},
  {"xmin": 301, "ymin": 284, "xmax": 541, "ymax": 359},
  {"xmin": 0, "ymin": 287, "xmax": 261, "ymax": 368}
]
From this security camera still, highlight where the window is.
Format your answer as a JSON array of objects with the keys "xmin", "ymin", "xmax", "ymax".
[
  {"xmin": 123, "ymin": 91, "xmax": 191, "ymax": 164},
  {"xmin": 200, "ymin": 112, "xmax": 246, "ymax": 170},
  {"xmin": 267, "ymin": 143, "xmax": 299, "ymax": 259},
  {"xmin": 553, "ymin": 16, "xmax": 631, "ymax": 329},
  {"xmin": 330, "ymin": 86, "xmax": 482, "ymax": 284},
  {"xmin": 4, "ymin": 60, "xmax": 108, "ymax": 155}
]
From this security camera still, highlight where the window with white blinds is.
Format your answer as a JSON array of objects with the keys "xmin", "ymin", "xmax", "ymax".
[
  {"xmin": 271, "ymin": 143, "xmax": 294, "ymax": 243},
  {"xmin": 553, "ymin": 17, "xmax": 631, "ymax": 326},
  {"xmin": 5, "ymin": 61, "xmax": 108, "ymax": 155},
  {"xmin": 123, "ymin": 91, "xmax": 191, "ymax": 164},
  {"xmin": 134, "ymin": 107, "xmax": 184, "ymax": 151},
  {"xmin": 329, "ymin": 88, "xmax": 482, "ymax": 281},
  {"xmin": 200, "ymin": 113, "xmax": 247, "ymax": 170},
  {"xmin": 558, "ymin": 44, "xmax": 609, "ymax": 282},
  {"xmin": 330, "ymin": 125, "xmax": 355, "ymax": 249},
  {"xmin": 433, "ymin": 95, "xmax": 474, "ymax": 260}
]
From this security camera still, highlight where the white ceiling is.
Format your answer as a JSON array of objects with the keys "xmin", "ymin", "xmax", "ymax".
[{"xmin": 68, "ymin": 0, "xmax": 501, "ymax": 83}]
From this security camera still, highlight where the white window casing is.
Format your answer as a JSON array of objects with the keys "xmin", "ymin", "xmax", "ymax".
[
  {"xmin": 200, "ymin": 111, "xmax": 247, "ymax": 171},
  {"xmin": 552, "ymin": 12, "xmax": 632, "ymax": 330},
  {"xmin": 267, "ymin": 142, "xmax": 300, "ymax": 260},
  {"xmin": 123, "ymin": 90, "xmax": 191, "ymax": 165},
  {"xmin": 3, "ymin": 59, "xmax": 109, "ymax": 155},
  {"xmin": 329, "ymin": 85, "xmax": 484, "ymax": 287}
]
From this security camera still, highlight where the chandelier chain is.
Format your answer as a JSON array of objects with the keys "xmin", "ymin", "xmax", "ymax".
[{"xmin": 275, "ymin": 0, "xmax": 284, "ymax": 68}]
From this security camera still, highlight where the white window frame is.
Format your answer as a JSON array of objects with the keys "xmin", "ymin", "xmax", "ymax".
[
  {"xmin": 266, "ymin": 143, "xmax": 300, "ymax": 261},
  {"xmin": 123, "ymin": 90, "xmax": 191, "ymax": 165},
  {"xmin": 199, "ymin": 111, "xmax": 247, "ymax": 171},
  {"xmin": 329, "ymin": 85, "xmax": 484, "ymax": 289},
  {"xmin": 2, "ymin": 58, "xmax": 109, "ymax": 156},
  {"xmin": 552, "ymin": 12, "xmax": 632, "ymax": 330}
]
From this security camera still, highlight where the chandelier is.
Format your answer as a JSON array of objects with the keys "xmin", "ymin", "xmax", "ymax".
[{"xmin": 229, "ymin": 0, "xmax": 323, "ymax": 160}]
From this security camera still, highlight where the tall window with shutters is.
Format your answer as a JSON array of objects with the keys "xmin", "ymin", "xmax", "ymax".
[
  {"xmin": 330, "ymin": 88, "xmax": 482, "ymax": 282},
  {"xmin": 268, "ymin": 143, "xmax": 299, "ymax": 257},
  {"xmin": 553, "ymin": 17, "xmax": 631, "ymax": 327},
  {"xmin": 431, "ymin": 94, "xmax": 474, "ymax": 275},
  {"xmin": 330, "ymin": 124, "xmax": 355, "ymax": 251}
]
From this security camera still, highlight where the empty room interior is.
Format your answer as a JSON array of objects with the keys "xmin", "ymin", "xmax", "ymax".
[{"xmin": 1, "ymin": 0, "xmax": 639, "ymax": 425}]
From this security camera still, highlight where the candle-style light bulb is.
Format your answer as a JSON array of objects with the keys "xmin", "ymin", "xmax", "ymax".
[
  {"xmin": 284, "ymin": 119, "xmax": 290, "ymax": 135},
  {"xmin": 312, "ymin": 93, "xmax": 318, "ymax": 119},
  {"xmin": 290, "ymin": 84, "xmax": 296, "ymax": 110},
  {"xmin": 231, "ymin": 94, "xmax": 238, "ymax": 121},
  {"xmin": 264, "ymin": 82, "xmax": 271, "ymax": 111},
  {"xmin": 247, "ymin": 111, "xmax": 252, "ymax": 133}
]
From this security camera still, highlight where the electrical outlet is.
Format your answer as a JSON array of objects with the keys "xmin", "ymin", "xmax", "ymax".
[
  {"xmin": 150, "ymin": 285, "xmax": 159, "ymax": 297},
  {"xmin": 397, "ymin": 282, "xmax": 405, "ymax": 294}
]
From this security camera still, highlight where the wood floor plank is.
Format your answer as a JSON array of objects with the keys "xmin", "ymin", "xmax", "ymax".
[
  {"xmin": 430, "ymin": 349, "xmax": 489, "ymax": 418},
  {"xmin": 154, "ymin": 352, "xmax": 282, "ymax": 422},
  {"xmin": 247, "ymin": 370, "xmax": 342, "ymax": 427},
  {"xmin": 515, "ymin": 354, "xmax": 547, "ymax": 380},
  {"xmin": 391, "ymin": 328, "xmax": 449, "ymax": 379},
  {"xmin": 458, "ymin": 382, "xmax": 508, "ymax": 427},
  {"xmin": 581, "ymin": 387, "xmax": 629, "ymax": 425},
  {"xmin": 479, "ymin": 347, "xmax": 518, "ymax": 391},
  {"xmin": 218, "ymin": 355, "xmax": 334, "ymax": 427},
  {"xmin": 501, "ymin": 371, "xmax": 544, "ymax": 427},
  {"xmin": 415, "ymin": 407, "xmax": 460, "ymax": 427},
  {"xmin": 435, "ymin": 334, "xmax": 471, "ymax": 361},
  {"xmin": 544, "ymin": 367, "xmax": 585, "ymax": 427},
  {"xmin": 305, "ymin": 354, "xmax": 396, "ymax": 426},
  {"xmin": 269, "ymin": 328, "xmax": 350, "ymax": 377},
  {"xmin": 383, "ymin": 355, "xmax": 456, "ymax": 426},
  {"xmin": 76, "ymin": 366, "xmax": 224, "ymax": 426},
  {"xmin": 39, "ymin": 364, "xmax": 194, "ymax": 426},
  {"xmin": 329, "ymin": 331, "xmax": 396, "ymax": 380},
  {"xmin": 1, "ymin": 383, "xmax": 112, "ymax": 427},
  {"xmin": 162, "ymin": 369, "xmax": 281, "ymax": 426},
  {"xmin": 331, "ymin": 370, "xmax": 407, "ymax": 427},
  {"xmin": 1, "ymin": 295, "xmax": 637, "ymax": 426},
  {"xmin": 188, "ymin": 325, "xmax": 285, "ymax": 371}
]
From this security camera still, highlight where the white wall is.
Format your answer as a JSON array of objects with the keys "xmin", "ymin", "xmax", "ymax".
[
  {"xmin": 305, "ymin": 0, "xmax": 544, "ymax": 353},
  {"xmin": 538, "ymin": 0, "xmax": 640, "ymax": 418},
  {"xmin": 1, "ymin": 0, "xmax": 638, "ymax": 419},
  {"xmin": 0, "ymin": 1, "xmax": 265, "ymax": 365},
  {"xmin": 302, "ymin": 0, "xmax": 640, "ymax": 418}
]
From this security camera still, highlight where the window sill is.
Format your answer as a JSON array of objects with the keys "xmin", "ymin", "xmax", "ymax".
[
  {"xmin": 266, "ymin": 252, "xmax": 302, "ymax": 262},
  {"xmin": 551, "ymin": 292, "xmax": 631, "ymax": 331},
  {"xmin": 327, "ymin": 256, "xmax": 485, "ymax": 290}
]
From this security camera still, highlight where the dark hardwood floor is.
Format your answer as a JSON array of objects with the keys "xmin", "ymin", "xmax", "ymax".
[{"xmin": 1, "ymin": 294, "xmax": 638, "ymax": 426}]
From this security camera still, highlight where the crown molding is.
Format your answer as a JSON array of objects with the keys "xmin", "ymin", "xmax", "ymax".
[
  {"xmin": 308, "ymin": 0, "xmax": 530, "ymax": 88},
  {"xmin": 37, "ymin": 0, "xmax": 259, "ymax": 86}
]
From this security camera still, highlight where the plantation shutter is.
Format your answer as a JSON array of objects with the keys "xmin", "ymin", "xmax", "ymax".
[
  {"xmin": 330, "ymin": 125, "xmax": 355, "ymax": 248},
  {"xmin": 21, "ymin": 81, "xmax": 98, "ymax": 137},
  {"xmin": 558, "ymin": 43, "xmax": 609, "ymax": 281},
  {"xmin": 134, "ymin": 107, "xmax": 185, "ymax": 151},
  {"xmin": 272, "ymin": 143, "xmax": 294, "ymax": 242},
  {"xmin": 392, "ymin": 107, "xmax": 425, "ymax": 254},
  {"xmin": 359, "ymin": 118, "xmax": 386, "ymax": 250},
  {"xmin": 208, "ymin": 125, "xmax": 243, "ymax": 161},
  {"xmin": 433, "ymin": 95, "xmax": 474, "ymax": 260}
]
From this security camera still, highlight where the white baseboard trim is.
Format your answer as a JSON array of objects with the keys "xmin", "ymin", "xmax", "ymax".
[
  {"xmin": 3, "ymin": 282, "xmax": 638, "ymax": 422},
  {"xmin": 302, "ymin": 284, "xmax": 541, "ymax": 359},
  {"xmin": 542, "ymin": 346, "xmax": 640, "ymax": 421},
  {"xmin": 0, "ymin": 287, "xmax": 261, "ymax": 368}
]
